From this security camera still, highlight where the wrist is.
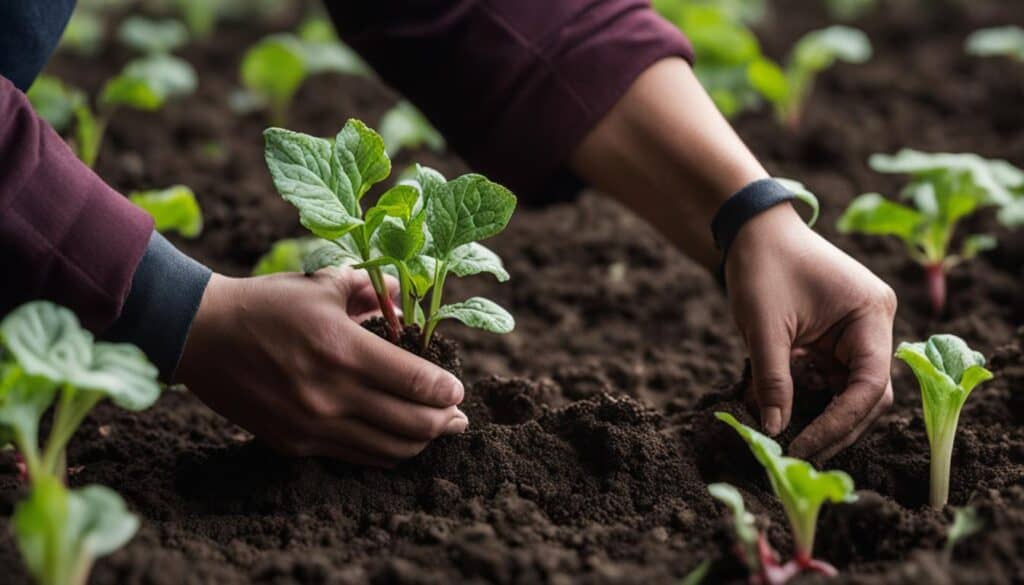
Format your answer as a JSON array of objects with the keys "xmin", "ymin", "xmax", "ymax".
[
  {"xmin": 177, "ymin": 273, "xmax": 234, "ymax": 384},
  {"xmin": 724, "ymin": 202, "xmax": 809, "ymax": 275}
]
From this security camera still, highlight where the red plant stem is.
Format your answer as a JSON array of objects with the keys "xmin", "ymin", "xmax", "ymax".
[
  {"xmin": 924, "ymin": 262, "xmax": 946, "ymax": 317},
  {"xmin": 14, "ymin": 452, "xmax": 27, "ymax": 482},
  {"xmin": 367, "ymin": 267, "xmax": 401, "ymax": 342}
]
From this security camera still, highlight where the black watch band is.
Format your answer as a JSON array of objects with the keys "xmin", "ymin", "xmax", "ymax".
[{"xmin": 710, "ymin": 178, "xmax": 796, "ymax": 286}]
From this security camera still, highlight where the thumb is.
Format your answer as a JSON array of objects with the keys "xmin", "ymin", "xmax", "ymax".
[{"xmin": 746, "ymin": 324, "xmax": 794, "ymax": 437}]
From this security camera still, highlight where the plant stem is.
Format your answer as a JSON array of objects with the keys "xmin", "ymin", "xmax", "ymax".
[
  {"xmin": 924, "ymin": 262, "xmax": 946, "ymax": 317},
  {"xmin": 367, "ymin": 267, "xmax": 401, "ymax": 342},
  {"xmin": 41, "ymin": 389, "xmax": 102, "ymax": 479},
  {"xmin": 420, "ymin": 260, "xmax": 448, "ymax": 352},
  {"xmin": 931, "ymin": 427, "xmax": 957, "ymax": 507}
]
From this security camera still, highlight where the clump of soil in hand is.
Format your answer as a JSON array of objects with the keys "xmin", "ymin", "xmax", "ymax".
[{"xmin": 362, "ymin": 316, "xmax": 463, "ymax": 379}]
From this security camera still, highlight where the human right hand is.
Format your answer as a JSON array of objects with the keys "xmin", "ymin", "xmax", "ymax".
[{"xmin": 176, "ymin": 268, "xmax": 468, "ymax": 467}]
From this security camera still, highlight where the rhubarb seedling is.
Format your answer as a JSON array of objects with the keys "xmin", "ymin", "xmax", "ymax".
[
  {"xmin": 895, "ymin": 335, "xmax": 992, "ymax": 507},
  {"xmin": 709, "ymin": 482, "xmax": 798, "ymax": 585},
  {"xmin": 837, "ymin": 150, "xmax": 1021, "ymax": 314},
  {"xmin": 129, "ymin": 185, "xmax": 203, "ymax": 238},
  {"xmin": 748, "ymin": 25, "xmax": 872, "ymax": 128},
  {"xmin": 716, "ymin": 412, "xmax": 856, "ymax": 578},
  {"xmin": 966, "ymin": 26, "xmax": 1024, "ymax": 61},
  {"xmin": 379, "ymin": 101, "xmax": 445, "ymax": 157}
]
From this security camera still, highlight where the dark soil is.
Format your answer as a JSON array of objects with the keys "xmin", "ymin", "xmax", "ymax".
[{"xmin": 2, "ymin": 0, "xmax": 1024, "ymax": 583}]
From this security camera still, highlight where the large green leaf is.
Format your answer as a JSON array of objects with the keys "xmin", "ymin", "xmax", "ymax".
[
  {"xmin": 448, "ymin": 243, "xmax": 509, "ymax": 281},
  {"xmin": 426, "ymin": 174, "xmax": 517, "ymax": 258},
  {"xmin": 333, "ymin": 118, "xmax": 391, "ymax": 201},
  {"xmin": 433, "ymin": 298, "xmax": 514, "ymax": 333},
  {"xmin": 116, "ymin": 16, "xmax": 189, "ymax": 54},
  {"xmin": 301, "ymin": 239, "xmax": 364, "ymax": 275},
  {"xmin": 365, "ymin": 184, "xmax": 420, "ymax": 236},
  {"xmin": 264, "ymin": 127, "xmax": 363, "ymax": 239},
  {"xmin": 121, "ymin": 54, "xmax": 197, "ymax": 100},
  {"xmin": 376, "ymin": 216, "xmax": 426, "ymax": 262},
  {"xmin": 836, "ymin": 193, "xmax": 924, "ymax": 242},
  {"xmin": 965, "ymin": 26, "xmax": 1024, "ymax": 61},
  {"xmin": 870, "ymin": 150, "xmax": 1024, "ymax": 206},
  {"xmin": 0, "ymin": 365, "xmax": 57, "ymax": 451},
  {"xmin": 241, "ymin": 35, "xmax": 306, "ymax": 112},
  {"xmin": 129, "ymin": 185, "xmax": 203, "ymax": 238}
]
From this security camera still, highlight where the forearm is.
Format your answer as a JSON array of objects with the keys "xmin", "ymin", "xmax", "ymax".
[{"xmin": 569, "ymin": 58, "xmax": 769, "ymax": 270}]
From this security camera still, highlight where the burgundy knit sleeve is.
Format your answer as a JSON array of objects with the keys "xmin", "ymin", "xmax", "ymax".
[
  {"xmin": 326, "ymin": 0, "xmax": 694, "ymax": 201},
  {"xmin": 0, "ymin": 75, "xmax": 153, "ymax": 332}
]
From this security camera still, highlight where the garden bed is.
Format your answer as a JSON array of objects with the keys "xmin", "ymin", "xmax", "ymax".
[{"xmin": 2, "ymin": 0, "xmax": 1024, "ymax": 583}]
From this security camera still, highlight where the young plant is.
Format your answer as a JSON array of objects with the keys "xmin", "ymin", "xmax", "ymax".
[
  {"xmin": 379, "ymin": 101, "xmax": 445, "ymax": 157},
  {"xmin": 264, "ymin": 120, "xmax": 516, "ymax": 349},
  {"xmin": 1, "ymin": 301, "xmax": 161, "ymax": 585},
  {"xmin": 894, "ymin": 334, "xmax": 993, "ymax": 507},
  {"xmin": 945, "ymin": 506, "xmax": 982, "ymax": 556},
  {"xmin": 965, "ymin": 26, "xmax": 1024, "ymax": 61},
  {"xmin": 117, "ymin": 16, "xmax": 189, "ymax": 55},
  {"xmin": 715, "ymin": 412, "xmax": 856, "ymax": 578},
  {"xmin": 129, "ymin": 185, "xmax": 204, "ymax": 238},
  {"xmin": 748, "ymin": 26, "xmax": 872, "ymax": 128},
  {"xmin": 238, "ymin": 20, "xmax": 371, "ymax": 124},
  {"xmin": 709, "ymin": 482, "xmax": 785, "ymax": 584},
  {"xmin": 837, "ymin": 150, "xmax": 1021, "ymax": 315},
  {"xmin": 251, "ymin": 238, "xmax": 327, "ymax": 276},
  {"xmin": 59, "ymin": 9, "xmax": 105, "ymax": 57}
]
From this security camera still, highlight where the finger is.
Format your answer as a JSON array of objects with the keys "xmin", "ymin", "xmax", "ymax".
[
  {"xmin": 812, "ymin": 380, "xmax": 893, "ymax": 463},
  {"xmin": 309, "ymin": 415, "xmax": 433, "ymax": 461},
  {"xmin": 350, "ymin": 326, "xmax": 465, "ymax": 408},
  {"xmin": 789, "ymin": 315, "xmax": 892, "ymax": 459},
  {"xmin": 345, "ymin": 382, "xmax": 468, "ymax": 441},
  {"xmin": 746, "ymin": 323, "xmax": 794, "ymax": 436}
]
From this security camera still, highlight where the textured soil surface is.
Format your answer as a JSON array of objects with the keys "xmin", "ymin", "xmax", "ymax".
[{"xmin": 2, "ymin": 0, "xmax": 1024, "ymax": 583}]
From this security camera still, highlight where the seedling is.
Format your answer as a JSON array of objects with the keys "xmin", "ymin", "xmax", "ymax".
[
  {"xmin": 265, "ymin": 119, "xmax": 516, "ymax": 349},
  {"xmin": 117, "ymin": 16, "xmax": 189, "ymax": 55},
  {"xmin": 238, "ymin": 20, "xmax": 371, "ymax": 124},
  {"xmin": 1, "ymin": 301, "xmax": 161, "ymax": 585},
  {"xmin": 945, "ymin": 506, "xmax": 983, "ymax": 556},
  {"xmin": 715, "ymin": 412, "xmax": 856, "ymax": 578},
  {"xmin": 252, "ymin": 238, "xmax": 327, "ymax": 276},
  {"xmin": 966, "ymin": 26, "xmax": 1024, "ymax": 61},
  {"xmin": 129, "ymin": 185, "xmax": 204, "ymax": 238},
  {"xmin": 379, "ymin": 101, "xmax": 445, "ymax": 157},
  {"xmin": 59, "ymin": 10, "xmax": 104, "ymax": 56},
  {"xmin": 709, "ymin": 483, "xmax": 785, "ymax": 584},
  {"xmin": 837, "ymin": 150, "xmax": 1022, "ymax": 315},
  {"xmin": 748, "ymin": 26, "xmax": 872, "ymax": 128},
  {"xmin": 895, "ymin": 335, "xmax": 992, "ymax": 507}
]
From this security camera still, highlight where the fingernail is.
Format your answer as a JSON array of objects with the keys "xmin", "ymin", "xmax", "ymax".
[
  {"xmin": 761, "ymin": 407, "xmax": 782, "ymax": 436},
  {"xmin": 444, "ymin": 410, "xmax": 469, "ymax": 435}
]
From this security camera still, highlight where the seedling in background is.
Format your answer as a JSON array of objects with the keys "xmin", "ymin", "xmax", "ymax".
[
  {"xmin": 966, "ymin": 26, "xmax": 1024, "ymax": 61},
  {"xmin": 238, "ymin": 19, "xmax": 371, "ymax": 124},
  {"xmin": 748, "ymin": 25, "xmax": 872, "ymax": 128},
  {"xmin": 117, "ymin": 16, "xmax": 189, "ymax": 55},
  {"xmin": 59, "ymin": 9, "xmax": 104, "ymax": 56},
  {"xmin": 709, "ymin": 482, "xmax": 790, "ymax": 584},
  {"xmin": 379, "ymin": 101, "xmax": 445, "ymax": 157},
  {"xmin": 1, "ymin": 301, "xmax": 162, "ymax": 585},
  {"xmin": 823, "ymin": 0, "xmax": 879, "ymax": 21},
  {"xmin": 129, "ymin": 185, "xmax": 204, "ymax": 238},
  {"xmin": 251, "ymin": 238, "xmax": 327, "ymax": 276},
  {"xmin": 716, "ymin": 412, "xmax": 857, "ymax": 579},
  {"xmin": 895, "ymin": 335, "xmax": 992, "ymax": 507},
  {"xmin": 945, "ymin": 506, "xmax": 983, "ymax": 556},
  {"xmin": 265, "ymin": 119, "xmax": 516, "ymax": 349},
  {"xmin": 837, "ymin": 150, "xmax": 1023, "ymax": 315}
]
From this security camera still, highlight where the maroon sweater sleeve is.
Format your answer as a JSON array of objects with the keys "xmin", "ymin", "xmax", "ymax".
[
  {"xmin": 0, "ymin": 75, "xmax": 153, "ymax": 332},
  {"xmin": 326, "ymin": 0, "xmax": 694, "ymax": 201}
]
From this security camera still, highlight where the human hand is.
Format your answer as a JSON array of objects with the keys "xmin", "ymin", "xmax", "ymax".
[
  {"xmin": 725, "ymin": 203, "xmax": 896, "ymax": 462},
  {"xmin": 176, "ymin": 268, "xmax": 468, "ymax": 467}
]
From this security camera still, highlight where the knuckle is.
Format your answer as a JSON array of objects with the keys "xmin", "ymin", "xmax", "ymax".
[
  {"xmin": 872, "ymin": 284, "xmax": 898, "ymax": 314},
  {"xmin": 755, "ymin": 374, "xmax": 791, "ymax": 400},
  {"xmin": 391, "ymin": 440, "xmax": 429, "ymax": 460},
  {"xmin": 296, "ymin": 388, "xmax": 342, "ymax": 418},
  {"xmin": 410, "ymin": 367, "xmax": 463, "ymax": 406},
  {"xmin": 880, "ymin": 387, "xmax": 895, "ymax": 408}
]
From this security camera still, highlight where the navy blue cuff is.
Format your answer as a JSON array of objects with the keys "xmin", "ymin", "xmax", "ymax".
[
  {"xmin": 711, "ymin": 178, "xmax": 796, "ymax": 285},
  {"xmin": 102, "ymin": 232, "xmax": 212, "ymax": 382}
]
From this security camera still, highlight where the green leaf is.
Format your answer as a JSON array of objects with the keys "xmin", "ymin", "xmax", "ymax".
[
  {"xmin": 241, "ymin": 35, "xmax": 307, "ymax": 114},
  {"xmin": 117, "ymin": 16, "xmax": 189, "ymax": 54},
  {"xmin": 946, "ymin": 506, "xmax": 983, "ymax": 551},
  {"xmin": 448, "ymin": 242, "xmax": 509, "ymax": 281},
  {"xmin": 252, "ymin": 238, "xmax": 325, "ymax": 275},
  {"xmin": 333, "ymin": 118, "xmax": 391, "ymax": 201},
  {"xmin": 177, "ymin": 0, "xmax": 217, "ymax": 38},
  {"xmin": 74, "ymin": 103, "xmax": 101, "ymax": 168},
  {"xmin": 401, "ymin": 164, "xmax": 447, "ymax": 212},
  {"xmin": 365, "ymin": 184, "xmax": 421, "ymax": 236},
  {"xmin": 406, "ymin": 255, "xmax": 438, "ymax": 298},
  {"xmin": 960, "ymin": 234, "xmax": 996, "ymax": 261},
  {"xmin": 774, "ymin": 177, "xmax": 820, "ymax": 227},
  {"xmin": 433, "ymin": 298, "xmax": 514, "ymax": 333},
  {"xmin": 376, "ymin": 216, "xmax": 426, "ymax": 262},
  {"xmin": 0, "ymin": 302, "xmax": 160, "ymax": 409},
  {"xmin": 26, "ymin": 75, "xmax": 84, "ymax": 131},
  {"xmin": 792, "ymin": 25, "xmax": 872, "ymax": 73},
  {"xmin": 998, "ymin": 198, "xmax": 1024, "ymax": 228},
  {"xmin": 14, "ymin": 477, "xmax": 139, "ymax": 585},
  {"xmin": 264, "ymin": 127, "xmax": 364, "ymax": 239},
  {"xmin": 965, "ymin": 26, "xmax": 1024, "ymax": 61},
  {"xmin": 715, "ymin": 412, "xmax": 856, "ymax": 555},
  {"xmin": 60, "ymin": 10, "xmax": 105, "ymax": 56},
  {"xmin": 129, "ymin": 185, "xmax": 203, "ymax": 238},
  {"xmin": 836, "ymin": 193, "xmax": 924, "ymax": 242},
  {"xmin": 99, "ymin": 75, "xmax": 164, "ymax": 111},
  {"xmin": 426, "ymin": 174, "xmax": 517, "ymax": 258},
  {"xmin": 0, "ymin": 365, "xmax": 57, "ymax": 454},
  {"xmin": 302, "ymin": 239, "xmax": 364, "ymax": 274},
  {"xmin": 869, "ymin": 150, "xmax": 1024, "ymax": 206},
  {"xmin": 681, "ymin": 559, "xmax": 712, "ymax": 585},
  {"xmin": 708, "ymin": 482, "xmax": 759, "ymax": 571},
  {"xmin": 121, "ymin": 54, "xmax": 198, "ymax": 100},
  {"xmin": 747, "ymin": 57, "xmax": 789, "ymax": 106},
  {"xmin": 379, "ymin": 101, "xmax": 445, "ymax": 156}
]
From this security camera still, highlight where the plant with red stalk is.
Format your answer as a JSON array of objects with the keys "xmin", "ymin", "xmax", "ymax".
[
  {"xmin": 715, "ymin": 413, "xmax": 857, "ymax": 582},
  {"xmin": 836, "ymin": 150, "xmax": 1023, "ymax": 316}
]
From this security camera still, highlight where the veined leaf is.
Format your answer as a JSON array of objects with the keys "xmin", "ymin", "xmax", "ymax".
[
  {"xmin": 129, "ymin": 185, "xmax": 203, "ymax": 238},
  {"xmin": 433, "ymin": 297, "xmax": 514, "ymax": 333},
  {"xmin": 426, "ymin": 174, "xmax": 517, "ymax": 258}
]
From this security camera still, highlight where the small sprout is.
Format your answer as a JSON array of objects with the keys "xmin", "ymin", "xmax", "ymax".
[
  {"xmin": 264, "ymin": 120, "xmax": 516, "ymax": 348},
  {"xmin": 680, "ymin": 558, "xmax": 712, "ymax": 585},
  {"xmin": 26, "ymin": 76, "xmax": 85, "ymax": 132},
  {"xmin": 945, "ymin": 506, "xmax": 983, "ymax": 554},
  {"xmin": 965, "ymin": 26, "xmax": 1024, "ymax": 61},
  {"xmin": 129, "ymin": 185, "xmax": 204, "ymax": 238},
  {"xmin": 715, "ymin": 412, "xmax": 856, "ymax": 578},
  {"xmin": 837, "ymin": 150, "xmax": 1022, "ymax": 315},
  {"xmin": 252, "ymin": 238, "xmax": 333, "ymax": 276},
  {"xmin": 379, "ymin": 101, "xmax": 445, "ymax": 157},
  {"xmin": 117, "ymin": 16, "xmax": 189, "ymax": 55},
  {"xmin": 895, "ymin": 335, "xmax": 992, "ymax": 507},
  {"xmin": 60, "ymin": 10, "xmax": 105, "ymax": 56},
  {"xmin": 176, "ymin": 0, "xmax": 218, "ymax": 39},
  {"xmin": 14, "ymin": 476, "xmax": 139, "ymax": 585},
  {"xmin": 748, "ymin": 26, "xmax": 872, "ymax": 128},
  {"xmin": 709, "ymin": 483, "xmax": 761, "ymax": 575}
]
